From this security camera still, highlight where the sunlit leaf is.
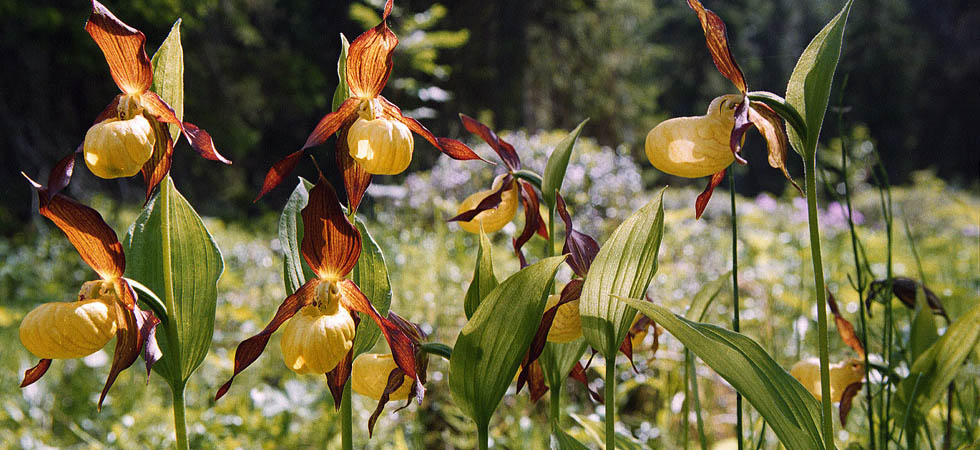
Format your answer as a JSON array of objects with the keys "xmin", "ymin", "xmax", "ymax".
[
  {"xmin": 350, "ymin": 219, "xmax": 392, "ymax": 357},
  {"xmin": 332, "ymin": 33, "xmax": 351, "ymax": 112},
  {"xmin": 463, "ymin": 228, "xmax": 497, "ymax": 319},
  {"xmin": 449, "ymin": 256, "xmax": 565, "ymax": 430},
  {"xmin": 279, "ymin": 179, "xmax": 315, "ymax": 294},
  {"xmin": 150, "ymin": 19, "xmax": 183, "ymax": 141},
  {"xmin": 570, "ymin": 413, "xmax": 646, "ymax": 450},
  {"xmin": 542, "ymin": 119, "xmax": 588, "ymax": 208}
]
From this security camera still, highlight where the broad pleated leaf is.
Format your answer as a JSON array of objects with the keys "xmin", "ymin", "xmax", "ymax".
[
  {"xmin": 350, "ymin": 220, "xmax": 392, "ymax": 356},
  {"xmin": 891, "ymin": 302, "xmax": 980, "ymax": 429},
  {"xmin": 125, "ymin": 178, "xmax": 224, "ymax": 387},
  {"xmin": 463, "ymin": 228, "xmax": 497, "ymax": 319},
  {"xmin": 623, "ymin": 299, "xmax": 826, "ymax": 450},
  {"xmin": 785, "ymin": 0, "xmax": 853, "ymax": 156},
  {"xmin": 541, "ymin": 119, "xmax": 588, "ymax": 208},
  {"xmin": 570, "ymin": 413, "xmax": 647, "ymax": 450},
  {"xmin": 580, "ymin": 188, "xmax": 666, "ymax": 357},
  {"xmin": 150, "ymin": 19, "xmax": 183, "ymax": 141},
  {"xmin": 552, "ymin": 423, "xmax": 590, "ymax": 450},
  {"xmin": 449, "ymin": 256, "xmax": 565, "ymax": 429}
]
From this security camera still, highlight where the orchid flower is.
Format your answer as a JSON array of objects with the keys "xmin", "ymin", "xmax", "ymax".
[
  {"xmin": 256, "ymin": 0, "xmax": 484, "ymax": 212},
  {"xmin": 448, "ymin": 114, "xmax": 548, "ymax": 266},
  {"xmin": 215, "ymin": 178, "xmax": 422, "ymax": 423},
  {"xmin": 73, "ymin": 1, "xmax": 229, "ymax": 200},
  {"xmin": 645, "ymin": 0, "xmax": 798, "ymax": 219},
  {"xmin": 20, "ymin": 166, "xmax": 162, "ymax": 410}
]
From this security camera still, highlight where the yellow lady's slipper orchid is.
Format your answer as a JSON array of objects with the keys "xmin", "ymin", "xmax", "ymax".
[
  {"xmin": 545, "ymin": 294, "xmax": 582, "ymax": 343},
  {"xmin": 644, "ymin": 94, "xmax": 741, "ymax": 179},
  {"xmin": 352, "ymin": 353, "xmax": 414, "ymax": 401},
  {"xmin": 347, "ymin": 116, "xmax": 415, "ymax": 175},
  {"xmin": 790, "ymin": 357, "xmax": 864, "ymax": 402},
  {"xmin": 20, "ymin": 280, "xmax": 118, "ymax": 360},
  {"xmin": 280, "ymin": 281, "xmax": 356, "ymax": 375},
  {"xmin": 456, "ymin": 174, "xmax": 520, "ymax": 234},
  {"xmin": 83, "ymin": 114, "xmax": 155, "ymax": 179}
]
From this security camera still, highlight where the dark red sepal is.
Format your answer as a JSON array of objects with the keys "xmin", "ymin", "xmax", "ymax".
[
  {"xmin": 448, "ymin": 174, "xmax": 514, "ymax": 223},
  {"xmin": 516, "ymin": 280, "xmax": 583, "ymax": 393},
  {"xmin": 20, "ymin": 359, "xmax": 52, "ymax": 388},
  {"xmin": 336, "ymin": 128, "xmax": 373, "ymax": 214},
  {"xmin": 99, "ymin": 299, "xmax": 141, "ymax": 410},
  {"xmin": 694, "ymin": 169, "xmax": 726, "ymax": 220},
  {"xmin": 729, "ymin": 99, "xmax": 751, "ymax": 164},
  {"xmin": 556, "ymin": 193, "xmax": 600, "ymax": 278},
  {"xmin": 570, "ymin": 362, "xmax": 603, "ymax": 404},
  {"xmin": 215, "ymin": 279, "xmax": 318, "ymax": 401},
  {"xmin": 839, "ymin": 381, "xmax": 863, "ymax": 426},
  {"xmin": 686, "ymin": 0, "xmax": 747, "ymax": 93},
  {"xmin": 512, "ymin": 180, "xmax": 546, "ymax": 265},
  {"xmin": 459, "ymin": 113, "xmax": 521, "ymax": 171},
  {"xmin": 527, "ymin": 360, "xmax": 549, "ymax": 402}
]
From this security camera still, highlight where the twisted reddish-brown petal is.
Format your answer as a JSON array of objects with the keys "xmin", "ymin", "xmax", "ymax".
[
  {"xmin": 85, "ymin": 0, "xmax": 152, "ymax": 95},
  {"xmin": 301, "ymin": 180, "xmax": 362, "ymax": 279},
  {"xmin": 45, "ymin": 153, "xmax": 77, "ymax": 200},
  {"xmin": 380, "ymin": 97, "xmax": 485, "ymax": 162},
  {"xmin": 215, "ymin": 279, "xmax": 319, "ymax": 400},
  {"xmin": 256, "ymin": 149, "xmax": 306, "ymax": 202},
  {"xmin": 512, "ymin": 180, "xmax": 546, "ymax": 267},
  {"xmin": 570, "ymin": 362, "xmax": 603, "ymax": 403},
  {"xmin": 136, "ymin": 305, "xmax": 162, "ymax": 380},
  {"xmin": 729, "ymin": 99, "xmax": 751, "ymax": 164},
  {"xmin": 142, "ymin": 92, "xmax": 231, "ymax": 164},
  {"xmin": 25, "ymin": 179, "xmax": 125, "ymax": 280},
  {"xmin": 20, "ymin": 359, "xmax": 52, "ymax": 388},
  {"xmin": 302, "ymin": 97, "xmax": 360, "ymax": 150},
  {"xmin": 459, "ymin": 113, "xmax": 521, "ymax": 171},
  {"xmin": 99, "ymin": 298, "xmax": 140, "ymax": 410},
  {"xmin": 326, "ymin": 344, "xmax": 356, "ymax": 409},
  {"xmin": 827, "ymin": 290, "xmax": 865, "ymax": 357},
  {"xmin": 368, "ymin": 368, "xmax": 407, "ymax": 437},
  {"xmin": 686, "ymin": 0, "xmax": 747, "ymax": 93},
  {"xmin": 556, "ymin": 193, "xmax": 600, "ymax": 278},
  {"xmin": 749, "ymin": 101, "xmax": 803, "ymax": 194},
  {"xmin": 839, "ymin": 381, "xmax": 863, "ymax": 426},
  {"xmin": 694, "ymin": 169, "xmax": 727, "ymax": 220},
  {"xmin": 338, "ymin": 279, "xmax": 422, "ymax": 399},
  {"xmin": 142, "ymin": 117, "xmax": 174, "ymax": 201},
  {"xmin": 336, "ymin": 127, "xmax": 372, "ymax": 214},
  {"xmin": 516, "ymin": 279, "xmax": 582, "ymax": 393},
  {"xmin": 527, "ymin": 360, "xmax": 549, "ymax": 402},
  {"xmin": 448, "ymin": 174, "xmax": 513, "ymax": 223},
  {"xmin": 346, "ymin": 0, "xmax": 397, "ymax": 98}
]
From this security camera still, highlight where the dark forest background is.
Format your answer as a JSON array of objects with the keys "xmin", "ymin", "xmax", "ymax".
[{"xmin": 1, "ymin": 0, "xmax": 977, "ymax": 235}]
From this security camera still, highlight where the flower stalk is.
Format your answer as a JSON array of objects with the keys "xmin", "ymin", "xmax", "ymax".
[
  {"xmin": 729, "ymin": 170, "xmax": 743, "ymax": 450},
  {"xmin": 341, "ymin": 382, "xmax": 353, "ymax": 450}
]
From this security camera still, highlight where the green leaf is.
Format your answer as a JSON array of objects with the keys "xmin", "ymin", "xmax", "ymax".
[
  {"xmin": 570, "ymin": 413, "xmax": 646, "ymax": 450},
  {"xmin": 276, "ymin": 178, "xmax": 391, "ymax": 356},
  {"xmin": 449, "ymin": 256, "xmax": 565, "ymax": 430},
  {"xmin": 892, "ymin": 302, "xmax": 980, "ymax": 429},
  {"xmin": 541, "ymin": 118, "xmax": 589, "ymax": 207},
  {"xmin": 150, "ymin": 19, "xmax": 183, "ymax": 141},
  {"xmin": 685, "ymin": 271, "xmax": 731, "ymax": 321},
  {"xmin": 746, "ymin": 92, "xmax": 807, "ymax": 149},
  {"xmin": 124, "ymin": 178, "xmax": 224, "ymax": 388},
  {"xmin": 463, "ymin": 228, "xmax": 497, "ymax": 319},
  {"xmin": 350, "ymin": 219, "xmax": 392, "ymax": 356},
  {"xmin": 552, "ymin": 423, "xmax": 591, "ymax": 450},
  {"xmin": 908, "ymin": 284, "xmax": 938, "ymax": 364},
  {"xmin": 540, "ymin": 339, "xmax": 588, "ymax": 395},
  {"xmin": 785, "ymin": 0, "xmax": 853, "ymax": 157},
  {"xmin": 580, "ymin": 188, "xmax": 666, "ymax": 357},
  {"xmin": 623, "ymin": 299, "xmax": 826, "ymax": 450},
  {"xmin": 332, "ymin": 33, "xmax": 351, "ymax": 112}
]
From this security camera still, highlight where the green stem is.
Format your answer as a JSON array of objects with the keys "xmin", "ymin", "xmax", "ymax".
[
  {"xmin": 803, "ymin": 157, "xmax": 835, "ymax": 450},
  {"xmin": 549, "ymin": 385, "xmax": 561, "ymax": 427},
  {"xmin": 730, "ymin": 170, "xmax": 743, "ymax": 450},
  {"xmin": 478, "ymin": 421, "xmax": 490, "ymax": 450},
  {"xmin": 172, "ymin": 384, "xmax": 189, "ymax": 450},
  {"xmin": 605, "ymin": 357, "xmax": 616, "ymax": 450},
  {"xmin": 341, "ymin": 381, "xmax": 353, "ymax": 450},
  {"xmin": 689, "ymin": 352, "xmax": 709, "ymax": 450}
]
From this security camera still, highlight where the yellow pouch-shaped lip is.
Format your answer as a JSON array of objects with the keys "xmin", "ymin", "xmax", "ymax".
[
  {"xmin": 280, "ymin": 301, "xmax": 356, "ymax": 375},
  {"xmin": 644, "ymin": 94, "xmax": 741, "ymax": 178},
  {"xmin": 83, "ymin": 115, "xmax": 155, "ymax": 179},
  {"xmin": 347, "ymin": 117, "xmax": 415, "ymax": 175},
  {"xmin": 351, "ymin": 353, "xmax": 414, "ymax": 401},
  {"xmin": 20, "ymin": 297, "xmax": 118, "ymax": 360},
  {"xmin": 546, "ymin": 294, "xmax": 582, "ymax": 343},
  {"xmin": 457, "ymin": 174, "xmax": 520, "ymax": 234}
]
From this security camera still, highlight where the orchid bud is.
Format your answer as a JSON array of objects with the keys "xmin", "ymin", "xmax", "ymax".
[
  {"xmin": 347, "ymin": 117, "xmax": 414, "ymax": 175},
  {"xmin": 83, "ymin": 113, "xmax": 155, "ymax": 179},
  {"xmin": 790, "ymin": 357, "xmax": 864, "ymax": 402},
  {"xmin": 644, "ymin": 94, "xmax": 742, "ymax": 178},
  {"xmin": 457, "ymin": 174, "xmax": 520, "ymax": 234},
  {"xmin": 545, "ymin": 294, "xmax": 582, "ymax": 343},
  {"xmin": 351, "ymin": 353, "xmax": 413, "ymax": 401},
  {"xmin": 280, "ymin": 282, "xmax": 355, "ymax": 375},
  {"xmin": 19, "ymin": 281, "xmax": 118, "ymax": 359}
]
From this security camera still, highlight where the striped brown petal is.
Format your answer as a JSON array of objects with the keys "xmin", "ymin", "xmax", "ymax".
[
  {"xmin": 749, "ymin": 101, "xmax": 803, "ymax": 194},
  {"xmin": 99, "ymin": 299, "xmax": 140, "ymax": 410},
  {"xmin": 336, "ymin": 127, "xmax": 372, "ymax": 214},
  {"xmin": 694, "ymin": 169, "xmax": 726, "ymax": 220},
  {"xmin": 380, "ymin": 98, "xmax": 486, "ymax": 162},
  {"xmin": 142, "ymin": 92, "xmax": 231, "ymax": 164},
  {"xmin": 301, "ymin": 180, "xmax": 362, "ymax": 279},
  {"xmin": 556, "ymin": 193, "xmax": 600, "ymax": 278},
  {"xmin": 686, "ymin": 0, "xmax": 747, "ymax": 93},
  {"xmin": 459, "ymin": 113, "xmax": 521, "ymax": 171},
  {"xmin": 346, "ymin": 0, "xmax": 397, "ymax": 98},
  {"xmin": 20, "ymin": 359, "xmax": 52, "ymax": 388},
  {"xmin": 141, "ymin": 117, "xmax": 174, "ymax": 201},
  {"xmin": 85, "ymin": 0, "xmax": 152, "ymax": 95}
]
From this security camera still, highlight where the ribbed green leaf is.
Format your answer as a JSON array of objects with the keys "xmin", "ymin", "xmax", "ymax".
[
  {"xmin": 463, "ymin": 229, "xmax": 497, "ymax": 319},
  {"xmin": 125, "ymin": 178, "xmax": 224, "ymax": 387},
  {"xmin": 785, "ymin": 0, "xmax": 853, "ymax": 157},
  {"xmin": 623, "ymin": 299, "xmax": 826, "ymax": 450},
  {"xmin": 541, "ymin": 118, "xmax": 588, "ymax": 207},
  {"xmin": 908, "ymin": 284, "xmax": 938, "ymax": 364},
  {"xmin": 580, "ymin": 188, "xmax": 666, "ymax": 357},
  {"xmin": 570, "ymin": 413, "xmax": 647, "ymax": 450},
  {"xmin": 552, "ymin": 423, "xmax": 591, "ymax": 450},
  {"xmin": 277, "ymin": 178, "xmax": 390, "ymax": 355},
  {"xmin": 449, "ymin": 256, "xmax": 565, "ymax": 429},
  {"xmin": 150, "ymin": 19, "xmax": 183, "ymax": 141},
  {"xmin": 892, "ymin": 302, "xmax": 980, "ymax": 429},
  {"xmin": 332, "ymin": 33, "xmax": 351, "ymax": 112},
  {"xmin": 540, "ymin": 338, "xmax": 588, "ymax": 394}
]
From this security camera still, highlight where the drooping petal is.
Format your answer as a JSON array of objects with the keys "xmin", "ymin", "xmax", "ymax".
[
  {"xmin": 326, "ymin": 344, "xmax": 356, "ymax": 409},
  {"xmin": 135, "ymin": 304, "xmax": 162, "ymax": 380},
  {"xmin": 686, "ymin": 0, "xmax": 747, "ymax": 93},
  {"xmin": 556, "ymin": 193, "xmax": 600, "ymax": 278},
  {"xmin": 694, "ymin": 169, "xmax": 726, "ymax": 220},
  {"xmin": 141, "ymin": 117, "xmax": 174, "ymax": 201},
  {"xmin": 336, "ymin": 128, "xmax": 373, "ymax": 214},
  {"xmin": 20, "ymin": 359, "xmax": 52, "ymax": 388},
  {"xmin": 46, "ymin": 153, "xmax": 77, "ymax": 200},
  {"xmin": 749, "ymin": 101, "xmax": 803, "ymax": 194},
  {"xmin": 826, "ymin": 290, "xmax": 865, "ymax": 357},
  {"xmin": 729, "ymin": 99, "xmax": 751, "ymax": 164},
  {"xmin": 527, "ymin": 360, "xmax": 549, "ymax": 402},
  {"xmin": 346, "ymin": 0, "xmax": 397, "ymax": 98},
  {"xmin": 142, "ymin": 92, "xmax": 231, "ymax": 164},
  {"xmin": 367, "ymin": 368, "xmax": 408, "ymax": 437},
  {"xmin": 99, "ymin": 299, "xmax": 140, "ymax": 410},
  {"xmin": 459, "ymin": 113, "xmax": 521, "ymax": 171},
  {"xmin": 569, "ymin": 362, "xmax": 603, "ymax": 404},
  {"xmin": 380, "ymin": 97, "xmax": 486, "ymax": 162},
  {"xmin": 337, "ymin": 279, "xmax": 422, "ymax": 401},
  {"xmin": 448, "ymin": 174, "xmax": 514, "ymax": 223},
  {"xmin": 215, "ymin": 279, "xmax": 318, "ymax": 400},
  {"xmin": 516, "ymin": 280, "xmax": 582, "ymax": 393},
  {"xmin": 839, "ymin": 381, "xmax": 863, "ymax": 426},
  {"xmin": 255, "ymin": 149, "xmax": 306, "ymax": 202},
  {"xmin": 24, "ymin": 180, "xmax": 125, "ymax": 280},
  {"xmin": 85, "ymin": 0, "xmax": 152, "ymax": 94},
  {"xmin": 302, "ymin": 97, "xmax": 360, "ymax": 150},
  {"xmin": 301, "ymin": 180, "xmax": 362, "ymax": 279},
  {"xmin": 512, "ymin": 180, "xmax": 546, "ymax": 267}
]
